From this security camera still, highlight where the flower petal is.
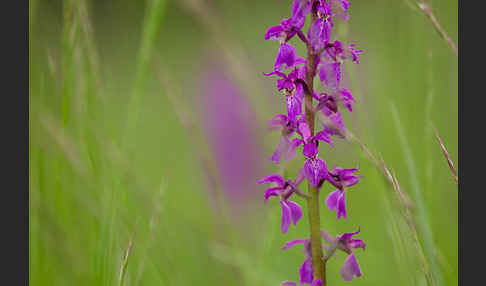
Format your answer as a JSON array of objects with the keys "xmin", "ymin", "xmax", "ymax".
[
  {"xmin": 298, "ymin": 121, "xmax": 311, "ymax": 142},
  {"xmin": 314, "ymin": 130, "xmax": 333, "ymax": 146},
  {"xmin": 310, "ymin": 279, "xmax": 323, "ymax": 286},
  {"xmin": 299, "ymin": 258, "xmax": 314, "ymax": 284},
  {"xmin": 325, "ymin": 189, "xmax": 341, "ymax": 211},
  {"xmin": 286, "ymin": 200, "xmax": 303, "ymax": 225},
  {"xmin": 338, "ymin": 228, "xmax": 360, "ymax": 241},
  {"xmin": 308, "ymin": 18, "xmax": 331, "ymax": 52},
  {"xmin": 275, "ymin": 43, "xmax": 297, "ymax": 71},
  {"xmin": 294, "ymin": 166, "xmax": 306, "ymax": 186},
  {"xmin": 270, "ymin": 135, "xmax": 290, "ymax": 164},
  {"xmin": 321, "ymin": 229, "xmax": 337, "ymax": 244},
  {"xmin": 336, "ymin": 191, "xmax": 347, "ymax": 220},
  {"xmin": 349, "ymin": 238, "xmax": 366, "ymax": 251},
  {"xmin": 280, "ymin": 281, "xmax": 297, "ymax": 286},
  {"xmin": 339, "ymin": 88, "xmax": 355, "ymax": 112},
  {"xmin": 264, "ymin": 24, "xmax": 285, "ymax": 41},
  {"xmin": 286, "ymin": 94, "xmax": 302, "ymax": 122},
  {"xmin": 268, "ymin": 114, "xmax": 288, "ymax": 130},
  {"xmin": 281, "ymin": 238, "xmax": 308, "ymax": 250},
  {"xmin": 340, "ymin": 253, "xmax": 362, "ymax": 282},
  {"xmin": 264, "ymin": 187, "xmax": 281, "ymax": 203},
  {"xmin": 286, "ymin": 138, "xmax": 305, "ymax": 162},
  {"xmin": 280, "ymin": 200, "xmax": 292, "ymax": 234},
  {"xmin": 318, "ymin": 62, "xmax": 341, "ymax": 91},
  {"xmin": 258, "ymin": 174, "xmax": 285, "ymax": 187},
  {"xmin": 303, "ymin": 141, "xmax": 319, "ymax": 158},
  {"xmin": 304, "ymin": 158, "xmax": 328, "ymax": 187},
  {"xmin": 332, "ymin": 0, "xmax": 351, "ymax": 21}
]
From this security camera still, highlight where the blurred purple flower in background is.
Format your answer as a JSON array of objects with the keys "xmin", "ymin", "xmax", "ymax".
[{"xmin": 197, "ymin": 59, "xmax": 264, "ymax": 216}]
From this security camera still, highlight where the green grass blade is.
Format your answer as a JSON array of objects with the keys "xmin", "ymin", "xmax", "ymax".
[{"xmin": 390, "ymin": 102, "xmax": 444, "ymax": 286}]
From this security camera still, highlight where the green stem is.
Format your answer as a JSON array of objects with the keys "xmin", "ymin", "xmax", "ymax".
[
  {"xmin": 307, "ymin": 186, "xmax": 326, "ymax": 284},
  {"xmin": 303, "ymin": 7, "xmax": 326, "ymax": 285}
]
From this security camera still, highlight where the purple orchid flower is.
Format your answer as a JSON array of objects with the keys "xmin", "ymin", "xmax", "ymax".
[
  {"xmin": 330, "ymin": 0, "xmax": 351, "ymax": 21},
  {"xmin": 264, "ymin": 68, "xmax": 307, "ymax": 122},
  {"xmin": 321, "ymin": 228, "xmax": 365, "ymax": 282},
  {"xmin": 275, "ymin": 42, "xmax": 299, "ymax": 71},
  {"xmin": 281, "ymin": 237, "xmax": 329, "ymax": 284},
  {"xmin": 258, "ymin": 173, "xmax": 305, "ymax": 233},
  {"xmin": 325, "ymin": 166, "xmax": 360, "ymax": 220},
  {"xmin": 265, "ymin": 1, "xmax": 310, "ymax": 43},
  {"xmin": 323, "ymin": 40, "xmax": 363, "ymax": 64},
  {"xmin": 265, "ymin": 17, "xmax": 303, "ymax": 43},
  {"xmin": 267, "ymin": 114, "xmax": 304, "ymax": 164},
  {"xmin": 303, "ymin": 157, "xmax": 328, "ymax": 187},
  {"xmin": 308, "ymin": 17, "xmax": 332, "ymax": 52},
  {"xmin": 261, "ymin": 0, "xmax": 365, "ymax": 283},
  {"xmin": 318, "ymin": 61, "xmax": 341, "ymax": 91},
  {"xmin": 315, "ymin": 93, "xmax": 346, "ymax": 138}
]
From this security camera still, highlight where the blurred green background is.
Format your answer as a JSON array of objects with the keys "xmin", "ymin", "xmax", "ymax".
[{"xmin": 29, "ymin": 0, "xmax": 457, "ymax": 285}]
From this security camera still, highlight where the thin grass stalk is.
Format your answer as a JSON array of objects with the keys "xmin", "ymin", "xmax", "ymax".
[
  {"xmin": 384, "ymin": 163, "xmax": 434, "ymax": 286},
  {"xmin": 390, "ymin": 102, "xmax": 443, "ymax": 286},
  {"xmin": 123, "ymin": 0, "xmax": 167, "ymax": 147},
  {"xmin": 418, "ymin": 0, "xmax": 457, "ymax": 56},
  {"xmin": 61, "ymin": 0, "xmax": 77, "ymax": 128},
  {"xmin": 317, "ymin": 111, "xmax": 435, "ymax": 285},
  {"xmin": 432, "ymin": 125, "xmax": 458, "ymax": 186},
  {"xmin": 118, "ymin": 232, "xmax": 135, "ymax": 286}
]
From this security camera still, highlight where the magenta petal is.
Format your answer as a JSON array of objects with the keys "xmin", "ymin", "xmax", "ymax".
[
  {"xmin": 349, "ymin": 239, "xmax": 366, "ymax": 251},
  {"xmin": 281, "ymin": 238, "xmax": 308, "ymax": 250},
  {"xmin": 318, "ymin": 62, "xmax": 341, "ymax": 91},
  {"xmin": 275, "ymin": 43, "xmax": 297, "ymax": 71},
  {"xmin": 268, "ymin": 114, "xmax": 288, "ymax": 130},
  {"xmin": 286, "ymin": 200, "xmax": 303, "ymax": 225},
  {"xmin": 278, "ymin": 78, "xmax": 295, "ymax": 91},
  {"xmin": 339, "ymin": 88, "xmax": 355, "ymax": 112},
  {"xmin": 308, "ymin": 18, "xmax": 331, "ymax": 51},
  {"xmin": 280, "ymin": 201, "xmax": 292, "ymax": 234},
  {"xmin": 258, "ymin": 174, "xmax": 285, "ymax": 187},
  {"xmin": 303, "ymin": 141, "xmax": 318, "ymax": 158},
  {"xmin": 325, "ymin": 189, "xmax": 341, "ymax": 211},
  {"xmin": 314, "ymin": 130, "xmax": 333, "ymax": 146},
  {"xmin": 286, "ymin": 138, "xmax": 305, "ymax": 162},
  {"xmin": 265, "ymin": 25, "xmax": 285, "ymax": 41},
  {"xmin": 310, "ymin": 279, "xmax": 323, "ymax": 286},
  {"xmin": 336, "ymin": 191, "xmax": 347, "ymax": 220},
  {"xmin": 340, "ymin": 253, "xmax": 362, "ymax": 282},
  {"xmin": 264, "ymin": 187, "xmax": 281, "ymax": 203},
  {"xmin": 270, "ymin": 135, "xmax": 290, "ymax": 164},
  {"xmin": 321, "ymin": 229, "xmax": 337, "ymax": 244},
  {"xmin": 299, "ymin": 258, "xmax": 314, "ymax": 284},
  {"xmin": 304, "ymin": 158, "xmax": 328, "ymax": 187},
  {"xmin": 286, "ymin": 94, "xmax": 302, "ymax": 122},
  {"xmin": 332, "ymin": 0, "xmax": 351, "ymax": 21},
  {"xmin": 303, "ymin": 239, "xmax": 312, "ymax": 257},
  {"xmin": 339, "ymin": 228, "xmax": 360, "ymax": 241},
  {"xmin": 308, "ymin": 19, "xmax": 324, "ymax": 51},
  {"xmin": 294, "ymin": 167, "xmax": 306, "ymax": 186},
  {"xmin": 298, "ymin": 121, "xmax": 311, "ymax": 142}
]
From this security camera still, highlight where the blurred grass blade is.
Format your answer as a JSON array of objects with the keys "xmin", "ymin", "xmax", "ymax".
[
  {"xmin": 390, "ymin": 102, "xmax": 444, "ymax": 286},
  {"xmin": 418, "ymin": 0, "xmax": 457, "ymax": 56},
  {"xmin": 123, "ymin": 0, "xmax": 167, "ymax": 147},
  {"xmin": 119, "ymin": 234, "xmax": 135, "ymax": 286},
  {"xmin": 432, "ymin": 125, "xmax": 458, "ymax": 186}
]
